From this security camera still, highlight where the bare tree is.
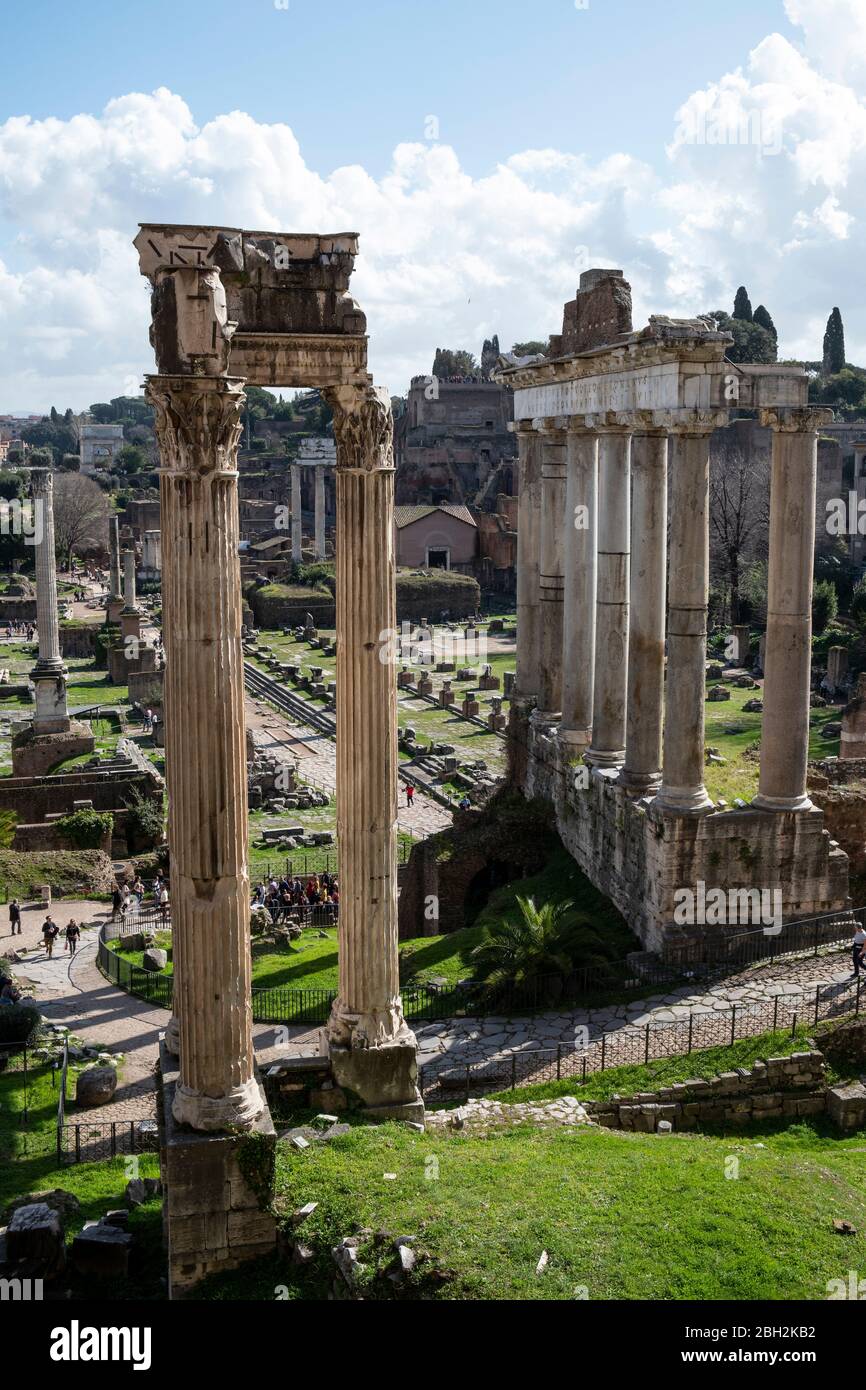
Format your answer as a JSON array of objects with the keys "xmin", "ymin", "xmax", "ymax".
[
  {"xmin": 709, "ymin": 443, "xmax": 770, "ymax": 624},
  {"xmin": 49, "ymin": 472, "xmax": 111, "ymax": 570}
]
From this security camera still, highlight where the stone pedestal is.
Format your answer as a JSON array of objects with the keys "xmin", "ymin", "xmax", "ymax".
[
  {"xmin": 620, "ymin": 427, "xmax": 667, "ymax": 793},
  {"xmin": 560, "ymin": 427, "xmax": 597, "ymax": 748},
  {"xmin": 586, "ymin": 426, "xmax": 630, "ymax": 770},
  {"xmin": 324, "ymin": 383, "xmax": 422, "ymax": 1120},
  {"xmin": 754, "ymin": 409, "xmax": 833, "ymax": 812},
  {"xmin": 147, "ymin": 372, "xmax": 262, "ymax": 1127},
  {"xmin": 159, "ymin": 1043, "xmax": 275, "ymax": 1299}
]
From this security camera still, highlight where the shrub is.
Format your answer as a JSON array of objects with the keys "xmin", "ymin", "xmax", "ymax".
[
  {"xmin": 812, "ymin": 580, "xmax": 838, "ymax": 634},
  {"xmin": 55, "ymin": 809, "xmax": 113, "ymax": 850},
  {"xmin": 0, "ymin": 1003, "xmax": 41, "ymax": 1059},
  {"xmin": 123, "ymin": 787, "xmax": 164, "ymax": 847}
]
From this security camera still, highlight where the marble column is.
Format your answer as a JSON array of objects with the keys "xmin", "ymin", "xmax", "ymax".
[
  {"xmin": 109, "ymin": 516, "xmax": 122, "ymax": 599},
  {"xmin": 122, "ymin": 549, "xmax": 137, "ymax": 610},
  {"xmin": 514, "ymin": 424, "xmax": 543, "ymax": 703},
  {"xmin": 657, "ymin": 420, "xmax": 720, "ymax": 813},
  {"xmin": 30, "ymin": 469, "xmax": 70, "ymax": 732},
  {"xmin": 586, "ymin": 423, "xmax": 631, "ymax": 770},
  {"xmin": 146, "ymin": 373, "xmax": 261, "ymax": 1130},
  {"xmin": 754, "ymin": 408, "xmax": 833, "ymax": 812},
  {"xmin": 620, "ymin": 424, "xmax": 668, "ymax": 793},
  {"xmin": 323, "ymin": 383, "xmax": 421, "ymax": 1118},
  {"xmin": 560, "ymin": 425, "xmax": 598, "ymax": 748},
  {"xmin": 291, "ymin": 464, "xmax": 302, "ymax": 563},
  {"xmin": 534, "ymin": 422, "xmax": 567, "ymax": 722},
  {"xmin": 314, "ymin": 465, "xmax": 326, "ymax": 560}
]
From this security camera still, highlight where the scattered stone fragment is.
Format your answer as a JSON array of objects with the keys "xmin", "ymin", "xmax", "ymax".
[
  {"xmin": 535, "ymin": 1250, "xmax": 549, "ymax": 1274},
  {"xmin": 291, "ymin": 1202, "xmax": 318, "ymax": 1226},
  {"xmin": 834, "ymin": 1219, "xmax": 857, "ymax": 1236}
]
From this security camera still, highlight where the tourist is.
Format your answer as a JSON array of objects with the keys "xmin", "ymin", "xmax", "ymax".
[
  {"xmin": 159, "ymin": 885, "xmax": 170, "ymax": 924},
  {"xmin": 64, "ymin": 919, "xmax": 81, "ymax": 955},
  {"xmin": 405, "ymin": 783, "xmax": 415, "ymax": 807},
  {"xmin": 42, "ymin": 914, "xmax": 59, "ymax": 959},
  {"xmin": 0, "ymin": 977, "xmax": 21, "ymax": 1005},
  {"xmin": 8, "ymin": 898, "xmax": 21, "ymax": 935},
  {"xmin": 143, "ymin": 707, "xmax": 153, "ymax": 733},
  {"xmin": 459, "ymin": 794, "xmax": 471, "ymax": 811},
  {"xmin": 852, "ymin": 921, "xmax": 866, "ymax": 978},
  {"xmin": 120, "ymin": 883, "xmax": 132, "ymax": 916},
  {"xmin": 111, "ymin": 885, "xmax": 123, "ymax": 922},
  {"xmin": 132, "ymin": 876, "xmax": 145, "ymax": 906}
]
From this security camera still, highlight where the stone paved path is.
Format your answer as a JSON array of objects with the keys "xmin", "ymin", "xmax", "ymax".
[{"xmin": 246, "ymin": 698, "xmax": 452, "ymax": 838}]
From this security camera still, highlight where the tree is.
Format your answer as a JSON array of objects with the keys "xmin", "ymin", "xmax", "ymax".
[
  {"xmin": 708, "ymin": 311, "xmax": 777, "ymax": 364},
  {"xmin": 243, "ymin": 386, "xmax": 278, "ymax": 419},
  {"xmin": 115, "ymin": 444, "xmax": 147, "ymax": 476},
  {"xmin": 511, "ymin": 340, "xmax": 548, "ymax": 357},
  {"xmin": 21, "ymin": 415, "xmax": 78, "ymax": 465},
  {"xmin": 823, "ymin": 308, "xmax": 846, "ymax": 376},
  {"xmin": 431, "ymin": 348, "xmax": 478, "ymax": 378},
  {"xmin": 709, "ymin": 443, "xmax": 770, "ymax": 622},
  {"xmin": 50, "ymin": 472, "xmax": 111, "ymax": 569},
  {"xmin": 812, "ymin": 579, "xmax": 838, "ymax": 634},
  {"xmin": 733, "ymin": 287, "xmax": 753, "ymax": 322},
  {"xmin": 851, "ymin": 579, "xmax": 866, "ymax": 630},
  {"xmin": 468, "ymin": 895, "xmax": 582, "ymax": 1004},
  {"xmin": 753, "ymin": 305, "xmax": 777, "ymax": 342}
]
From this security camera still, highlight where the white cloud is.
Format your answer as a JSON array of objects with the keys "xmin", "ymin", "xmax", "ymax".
[{"xmin": 1, "ymin": 3, "xmax": 866, "ymax": 411}]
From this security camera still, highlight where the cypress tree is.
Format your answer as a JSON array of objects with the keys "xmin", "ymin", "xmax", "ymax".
[
  {"xmin": 822, "ymin": 307, "xmax": 846, "ymax": 376},
  {"xmin": 733, "ymin": 286, "xmax": 753, "ymax": 322},
  {"xmin": 753, "ymin": 305, "xmax": 777, "ymax": 341}
]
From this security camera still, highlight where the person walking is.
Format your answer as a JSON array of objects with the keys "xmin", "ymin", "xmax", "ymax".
[
  {"xmin": 8, "ymin": 899, "xmax": 21, "ymax": 935},
  {"xmin": 64, "ymin": 919, "xmax": 81, "ymax": 956},
  {"xmin": 42, "ymin": 914, "xmax": 59, "ymax": 959},
  {"xmin": 111, "ymin": 885, "xmax": 123, "ymax": 923},
  {"xmin": 405, "ymin": 783, "xmax": 415, "ymax": 807},
  {"xmin": 159, "ymin": 885, "xmax": 170, "ymax": 925},
  {"xmin": 852, "ymin": 921, "xmax": 866, "ymax": 978}
]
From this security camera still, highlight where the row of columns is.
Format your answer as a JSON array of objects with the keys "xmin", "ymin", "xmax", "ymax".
[
  {"xmin": 290, "ymin": 463, "xmax": 329, "ymax": 563},
  {"xmin": 515, "ymin": 406, "xmax": 831, "ymax": 813}
]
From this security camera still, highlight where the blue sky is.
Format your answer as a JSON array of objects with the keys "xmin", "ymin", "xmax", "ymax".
[
  {"xmin": 1, "ymin": 0, "xmax": 863, "ymax": 412},
  {"xmin": 4, "ymin": 0, "xmax": 794, "ymax": 180}
]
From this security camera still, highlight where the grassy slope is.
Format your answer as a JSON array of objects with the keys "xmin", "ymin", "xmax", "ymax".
[{"xmin": 196, "ymin": 1117, "xmax": 866, "ymax": 1301}]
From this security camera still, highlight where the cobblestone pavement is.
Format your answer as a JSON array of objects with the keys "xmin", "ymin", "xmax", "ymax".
[
  {"xmin": 5, "ymin": 899, "xmax": 862, "ymax": 1108},
  {"xmin": 246, "ymin": 697, "xmax": 452, "ymax": 838}
]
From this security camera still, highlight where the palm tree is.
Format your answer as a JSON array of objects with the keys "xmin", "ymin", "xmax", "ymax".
[{"xmin": 468, "ymin": 896, "xmax": 580, "ymax": 1005}]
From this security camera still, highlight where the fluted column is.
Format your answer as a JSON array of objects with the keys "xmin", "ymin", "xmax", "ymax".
[
  {"xmin": 657, "ymin": 418, "xmax": 723, "ymax": 813},
  {"xmin": 30, "ymin": 469, "xmax": 70, "ymax": 732},
  {"xmin": 291, "ymin": 464, "xmax": 302, "ymax": 563},
  {"xmin": 560, "ymin": 424, "xmax": 598, "ymax": 747},
  {"xmin": 534, "ymin": 421, "xmax": 567, "ymax": 722},
  {"xmin": 315, "ymin": 465, "xmax": 326, "ymax": 559},
  {"xmin": 323, "ymin": 382, "xmax": 421, "ymax": 1116},
  {"xmin": 514, "ymin": 424, "xmax": 543, "ymax": 703},
  {"xmin": 620, "ymin": 423, "xmax": 668, "ymax": 793},
  {"xmin": 586, "ymin": 423, "xmax": 631, "ymax": 770},
  {"xmin": 146, "ymin": 373, "xmax": 261, "ymax": 1131},
  {"xmin": 121, "ymin": 549, "xmax": 138, "ymax": 612},
  {"xmin": 754, "ymin": 408, "xmax": 833, "ymax": 811}
]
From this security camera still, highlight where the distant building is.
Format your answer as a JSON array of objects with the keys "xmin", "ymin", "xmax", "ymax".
[
  {"xmin": 79, "ymin": 419, "xmax": 124, "ymax": 474},
  {"xmin": 394, "ymin": 504, "xmax": 477, "ymax": 571}
]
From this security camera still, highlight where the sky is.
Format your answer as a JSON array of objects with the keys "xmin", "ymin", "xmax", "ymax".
[{"xmin": 0, "ymin": 0, "xmax": 864, "ymax": 412}]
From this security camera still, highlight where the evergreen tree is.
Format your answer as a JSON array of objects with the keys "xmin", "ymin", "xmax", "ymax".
[
  {"xmin": 733, "ymin": 287, "xmax": 753, "ymax": 322},
  {"xmin": 823, "ymin": 307, "xmax": 846, "ymax": 376},
  {"xmin": 753, "ymin": 305, "xmax": 777, "ymax": 341}
]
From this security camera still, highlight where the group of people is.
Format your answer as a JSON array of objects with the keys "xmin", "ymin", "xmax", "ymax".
[
  {"xmin": 254, "ymin": 871, "xmax": 340, "ymax": 924},
  {"xmin": 111, "ymin": 876, "xmax": 169, "ymax": 922},
  {"xmin": 1, "ymin": 620, "xmax": 35, "ymax": 640}
]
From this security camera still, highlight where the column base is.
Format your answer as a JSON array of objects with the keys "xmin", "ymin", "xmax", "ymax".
[
  {"xmin": 328, "ymin": 1030, "xmax": 423, "ymax": 1117},
  {"xmin": 163, "ymin": 1015, "xmax": 180, "ymax": 1056},
  {"xmin": 655, "ymin": 783, "xmax": 714, "ymax": 814},
  {"xmin": 171, "ymin": 1075, "xmax": 264, "ymax": 1133},
  {"xmin": 559, "ymin": 726, "xmax": 592, "ymax": 749},
  {"xmin": 585, "ymin": 747, "xmax": 625, "ymax": 770},
  {"xmin": 618, "ymin": 768, "xmax": 662, "ymax": 796},
  {"xmin": 530, "ymin": 708, "xmax": 561, "ymax": 729},
  {"xmin": 751, "ymin": 792, "xmax": 814, "ymax": 813}
]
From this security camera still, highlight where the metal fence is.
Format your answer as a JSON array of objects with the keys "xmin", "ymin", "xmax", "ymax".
[
  {"xmin": 54, "ymin": 1037, "xmax": 159, "ymax": 1166},
  {"xmin": 419, "ymin": 974, "xmax": 865, "ymax": 1103}
]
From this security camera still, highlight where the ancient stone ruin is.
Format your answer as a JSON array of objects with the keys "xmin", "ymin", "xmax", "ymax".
[
  {"xmin": 134, "ymin": 223, "xmax": 422, "ymax": 1294},
  {"xmin": 497, "ymin": 268, "xmax": 849, "ymax": 950}
]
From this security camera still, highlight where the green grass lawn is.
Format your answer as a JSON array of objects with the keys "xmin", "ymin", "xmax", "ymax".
[
  {"xmin": 703, "ymin": 680, "xmax": 841, "ymax": 804},
  {"xmin": 196, "ymin": 1115, "xmax": 866, "ymax": 1301}
]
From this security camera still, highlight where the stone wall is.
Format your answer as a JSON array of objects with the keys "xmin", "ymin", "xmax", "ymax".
[
  {"xmin": 395, "ymin": 571, "xmax": 481, "ymax": 623},
  {"xmin": 584, "ymin": 1051, "xmax": 826, "ymax": 1131},
  {"xmin": 516, "ymin": 705, "xmax": 850, "ymax": 951},
  {"xmin": 247, "ymin": 582, "xmax": 335, "ymax": 630},
  {"xmin": 59, "ymin": 623, "xmax": 99, "ymax": 658},
  {"xmin": 809, "ymin": 759, "xmax": 866, "ymax": 876}
]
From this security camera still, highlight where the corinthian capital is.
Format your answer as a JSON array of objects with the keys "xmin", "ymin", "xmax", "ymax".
[
  {"xmin": 145, "ymin": 375, "xmax": 245, "ymax": 478},
  {"xmin": 323, "ymin": 383, "xmax": 394, "ymax": 472},
  {"xmin": 759, "ymin": 407, "xmax": 835, "ymax": 433}
]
